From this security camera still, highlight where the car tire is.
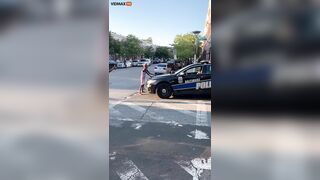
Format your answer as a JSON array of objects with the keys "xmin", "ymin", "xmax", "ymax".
[{"xmin": 157, "ymin": 83, "xmax": 172, "ymax": 99}]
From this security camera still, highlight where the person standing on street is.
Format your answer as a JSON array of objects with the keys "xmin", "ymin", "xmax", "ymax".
[{"xmin": 139, "ymin": 63, "xmax": 153, "ymax": 94}]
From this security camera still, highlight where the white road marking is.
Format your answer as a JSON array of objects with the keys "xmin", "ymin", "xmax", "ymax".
[
  {"xmin": 146, "ymin": 111, "xmax": 165, "ymax": 121},
  {"xmin": 109, "ymin": 100, "xmax": 123, "ymax": 116},
  {"xmin": 177, "ymin": 160, "xmax": 199, "ymax": 180},
  {"xmin": 110, "ymin": 152, "xmax": 117, "ymax": 156},
  {"xmin": 158, "ymin": 99, "xmax": 211, "ymax": 105},
  {"xmin": 156, "ymin": 102, "xmax": 196, "ymax": 117},
  {"xmin": 183, "ymin": 101, "xmax": 210, "ymax": 140},
  {"xmin": 164, "ymin": 121, "xmax": 183, "ymax": 127},
  {"xmin": 121, "ymin": 101, "xmax": 147, "ymax": 113},
  {"xmin": 114, "ymin": 101, "xmax": 166, "ymax": 121},
  {"xmin": 188, "ymin": 130, "xmax": 210, "ymax": 140},
  {"xmin": 191, "ymin": 158, "xmax": 211, "ymax": 170},
  {"xmin": 109, "ymin": 107, "xmax": 121, "ymax": 116},
  {"xmin": 196, "ymin": 100, "xmax": 209, "ymax": 127},
  {"xmin": 114, "ymin": 118, "xmax": 135, "ymax": 121},
  {"xmin": 109, "ymin": 152, "xmax": 117, "ymax": 161},
  {"xmin": 176, "ymin": 157, "xmax": 211, "ymax": 180},
  {"xmin": 116, "ymin": 160, "xmax": 148, "ymax": 180},
  {"xmin": 109, "ymin": 100, "xmax": 123, "ymax": 109},
  {"xmin": 110, "ymin": 100, "xmax": 211, "ymax": 127},
  {"xmin": 131, "ymin": 123, "xmax": 143, "ymax": 130}
]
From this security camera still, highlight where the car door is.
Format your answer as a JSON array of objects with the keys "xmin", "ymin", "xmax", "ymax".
[
  {"xmin": 196, "ymin": 64, "xmax": 211, "ymax": 94},
  {"xmin": 174, "ymin": 65, "xmax": 203, "ymax": 95}
]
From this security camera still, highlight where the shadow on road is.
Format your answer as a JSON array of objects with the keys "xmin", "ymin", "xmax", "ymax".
[{"xmin": 172, "ymin": 94, "xmax": 211, "ymax": 100}]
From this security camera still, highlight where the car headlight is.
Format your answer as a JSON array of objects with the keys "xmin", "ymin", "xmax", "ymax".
[{"xmin": 147, "ymin": 79, "xmax": 157, "ymax": 85}]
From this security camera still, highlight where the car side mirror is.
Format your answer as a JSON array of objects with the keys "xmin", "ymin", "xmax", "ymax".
[{"xmin": 179, "ymin": 72, "xmax": 185, "ymax": 76}]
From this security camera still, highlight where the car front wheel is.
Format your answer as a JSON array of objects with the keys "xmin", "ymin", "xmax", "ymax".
[{"xmin": 156, "ymin": 83, "xmax": 172, "ymax": 99}]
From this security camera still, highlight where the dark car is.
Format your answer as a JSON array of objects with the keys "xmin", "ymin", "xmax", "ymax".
[
  {"xmin": 147, "ymin": 63, "xmax": 211, "ymax": 98},
  {"xmin": 153, "ymin": 59, "xmax": 161, "ymax": 64},
  {"xmin": 109, "ymin": 60, "xmax": 117, "ymax": 72}
]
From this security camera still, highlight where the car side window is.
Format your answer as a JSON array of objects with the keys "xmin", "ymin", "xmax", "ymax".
[
  {"xmin": 202, "ymin": 65, "xmax": 211, "ymax": 74},
  {"xmin": 185, "ymin": 66, "xmax": 202, "ymax": 75}
]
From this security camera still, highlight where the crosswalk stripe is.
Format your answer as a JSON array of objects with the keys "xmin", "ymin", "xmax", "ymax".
[
  {"xmin": 176, "ymin": 157, "xmax": 211, "ymax": 180},
  {"xmin": 176, "ymin": 160, "xmax": 199, "ymax": 180},
  {"xmin": 156, "ymin": 102, "xmax": 197, "ymax": 117},
  {"xmin": 116, "ymin": 160, "xmax": 149, "ymax": 180},
  {"xmin": 110, "ymin": 100, "xmax": 211, "ymax": 127},
  {"xmin": 121, "ymin": 101, "xmax": 147, "ymax": 113},
  {"xmin": 196, "ymin": 100, "xmax": 210, "ymax": 126},
  {"xmin": 109, "ymin": 100, "xmax": 123, "ymax": 109},
  {"xmin": 112, "ymin": 101, "xmax": 199, "ymax": 119}
]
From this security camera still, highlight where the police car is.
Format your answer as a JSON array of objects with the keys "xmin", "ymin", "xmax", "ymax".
[{"xmin": 147, "ymin": 63, "xmax": 211, "ymax": 98}]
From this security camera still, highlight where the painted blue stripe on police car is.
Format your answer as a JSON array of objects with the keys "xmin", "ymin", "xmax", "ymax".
[{"xmin": 172, "ymin": 82, "xmax": 196, "ymax": 90}]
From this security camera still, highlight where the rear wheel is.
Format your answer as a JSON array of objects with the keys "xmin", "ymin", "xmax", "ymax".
[{"xmin": 157, "ymin": 83, "xmax": 173, "ymax": 99}]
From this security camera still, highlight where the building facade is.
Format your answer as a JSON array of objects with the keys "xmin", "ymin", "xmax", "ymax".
[{"xmin": 201, "ymin": 0, "xmax": 211, "ymax": 61}]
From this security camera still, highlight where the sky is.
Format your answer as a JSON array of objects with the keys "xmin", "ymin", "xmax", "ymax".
[{"xmin": 109, "ymin": 0, "xmax": 209, "ymax": 46}]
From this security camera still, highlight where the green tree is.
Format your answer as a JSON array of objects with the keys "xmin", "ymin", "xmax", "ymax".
[
  {"xmin": 109, "ymin": 32, "xmax": 121, "ymax": 59},
  {"xmin": 119, "ymin": 40, "xmax": 126, "ymax": 59},
  {"xmin": 145, "ymin": 37, "xmax": 153, "ymax": 44},
  {"xmin": 109, "ymin": 32, "xmax": 115, "ymax": 55},
  {"xmin": 123, "ymin": 34, "xmax": 143, "ymax": 59},
  {"xmin": 154, "ymin": 46, "xmax": 172, "ymax": 59},
  {"xmin": 173, "ymin": 33, "xmax": 197, "ymax": 61},
  {"xmin": 143, "ymin": 46, "xmax": 155, "ymax": 59}
]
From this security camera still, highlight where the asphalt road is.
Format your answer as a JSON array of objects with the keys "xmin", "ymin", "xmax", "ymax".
[{"xmin": 109, "ymin": 65, "xmax": 211, "ymax": 180}]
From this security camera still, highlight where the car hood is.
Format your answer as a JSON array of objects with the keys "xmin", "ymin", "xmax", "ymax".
[{"xmin": 151, "ymin": 74, "xmax": 176, "ymax": 80}]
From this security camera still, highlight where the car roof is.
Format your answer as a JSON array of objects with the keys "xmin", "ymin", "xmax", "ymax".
[
  {"xmin": 181, "ymin": 63, "xmax": 211, "ymax": 69},
  {"xmin": 189, "ymin": 63, "xmax": 209, "ymax": 66}
]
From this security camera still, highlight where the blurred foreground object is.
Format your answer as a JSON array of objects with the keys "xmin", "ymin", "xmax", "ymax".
[
  {"xmin": 214, "ymin": 2, "xmax": 320, "ymax": 111},
  {"xmin": 0, "ymin": 0, "xmax": 108, "ymax": 180},
  {"xmin": 213, "ymin": 1, "xmax": 320, "ymax": 180}
]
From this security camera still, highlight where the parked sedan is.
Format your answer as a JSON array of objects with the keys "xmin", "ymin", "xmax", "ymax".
[
  {"xmin": 137, "ymin": 59, "xmax": 148, "ymax": 66},
  {"xmin": 126, "ymin": 60, "xmax": 132, "ymax": 67},
  {"xmin": 109, "ymin": 60, "xmax": 117, "ymax": 72},
  {"xmin": 145, "ymin": 59, "xmax": 152, "ymax": 66},
  {"xmin": 153, "ymin": 59, "xmax": 161, "ymax": 64},
  {"xmin": 132, "ymin": 60, "xmax": 139, "ymax": 66},
  {"xmin": 117, "ymin": 62, "xmax": 126, "ymax": 68},
  {"xmin": 154, "ymin": 63, "xmax": 168, "ymax": 75}
]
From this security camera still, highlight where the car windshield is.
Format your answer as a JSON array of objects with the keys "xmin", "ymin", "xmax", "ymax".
[
  {"xmin": 174, "ymin": 64, "xmax": 200, "ymax": 75},
  {"xmin": 157, "ymin": 64, "xmax": 166, "ymax": 67},
  {"xmin": 140, "ymin": 60, "xmax": 146, "ymax": 62}
]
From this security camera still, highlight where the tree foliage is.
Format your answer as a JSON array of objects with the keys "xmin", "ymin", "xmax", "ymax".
[
  {"xmin": 144, "ymin": 37, "xmax": 153, "ymax": 44},
  {"xmin": 173, "ymin": 33, "xmax": 197, "ymax": 61},
  {"xmin": 143, "ymin": 46, "xmax": 155, "ymax": 59},
  {"xmin": 109, "ymin": 32, "xmax": 121, "ymax": 59},
  {"xmin": 154, "ymin": 46, "xmax": 172, "ymax": 59},
  {"xmin": 109, "ymin": 32, "xmax": 144, "ymax": 60},
  {"xmin": 122, "ymin": 34, "xmax": 143, "ymax": 59}
]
